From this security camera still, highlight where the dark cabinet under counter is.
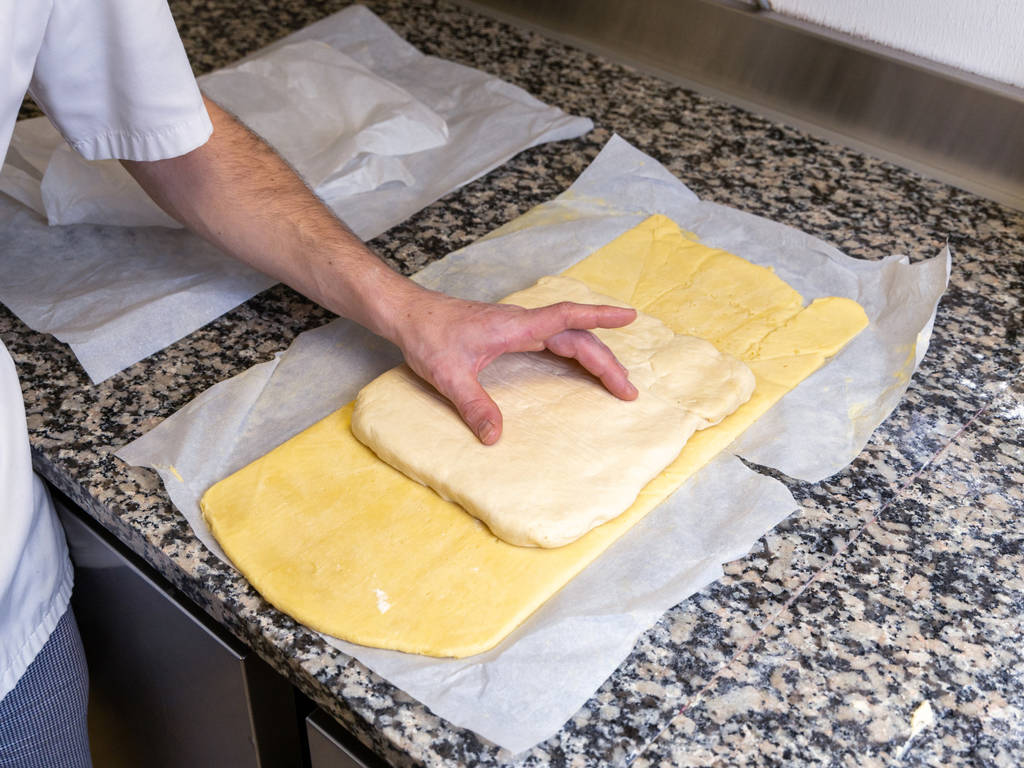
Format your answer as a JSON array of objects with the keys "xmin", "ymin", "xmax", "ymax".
[
  {"xmin": 55, "ymin": 495, "xmax": 306, "ymax": 768},
  {"xmin": 306, "ymin": 708, "xmax": 391, "ymax": 768}
]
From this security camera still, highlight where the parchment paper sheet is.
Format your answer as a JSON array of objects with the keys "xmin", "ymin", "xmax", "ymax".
[
  {"xmin": 0, "ymin": 5, "xmax": 591, "ymax": 383},
  {"xmin": 7, "ymin": 38, "xmax": 452, "ymax": 228},
  {"xmin": 117, "ymin": 136, "xmax": 950, "ymax": 753}
]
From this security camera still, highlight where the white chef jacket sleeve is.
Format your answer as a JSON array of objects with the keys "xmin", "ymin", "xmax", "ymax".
[{"xmin": 28, "ymin": 0, "xmax": 213, "ymax": 161}]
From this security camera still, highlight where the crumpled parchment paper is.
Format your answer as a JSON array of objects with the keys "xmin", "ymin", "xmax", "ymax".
[{"xmin": 0, "ymin": 5, "xmax": 592, "ymax": 382}]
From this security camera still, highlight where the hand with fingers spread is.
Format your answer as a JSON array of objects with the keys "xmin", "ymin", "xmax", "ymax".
[{"xmin": 390, "ymin": 289, "xmax": 639, "ymax": 445}]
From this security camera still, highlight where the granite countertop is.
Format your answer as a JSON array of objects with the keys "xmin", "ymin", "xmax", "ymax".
[{"xmin": 5, "ymin": 0, "xmax": 1023, "ymax": 765}]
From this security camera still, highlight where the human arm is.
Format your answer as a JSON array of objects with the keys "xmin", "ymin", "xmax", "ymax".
[{"xmin": 123, "ymin": 97, "xmax": 637, "ymax": 444}]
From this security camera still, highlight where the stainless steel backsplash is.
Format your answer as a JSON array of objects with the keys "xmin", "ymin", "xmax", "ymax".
[{"xmin": 457, "ymin": 0, "xmax": 1024, "ymax": 210}]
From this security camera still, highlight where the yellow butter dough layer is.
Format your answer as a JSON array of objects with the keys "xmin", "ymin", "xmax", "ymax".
[{"xmin": 201, "ymin": 214, "xmax": 868, "ymax": 657}]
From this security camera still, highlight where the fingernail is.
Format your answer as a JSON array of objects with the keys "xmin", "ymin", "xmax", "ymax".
[{"xmin": 478, "ymin": 420, "xmax": 499, "ymax": 445}]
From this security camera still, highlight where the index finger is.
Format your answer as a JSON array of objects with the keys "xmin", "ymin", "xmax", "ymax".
[{"xmin": 519, "ymin": 302, "xmax": 637, "ymax": 343}]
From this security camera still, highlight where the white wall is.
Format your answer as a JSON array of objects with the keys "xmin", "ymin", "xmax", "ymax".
[{"xmin": 766, "ymin": 0, "xmax": 1024, "ymax": 88}]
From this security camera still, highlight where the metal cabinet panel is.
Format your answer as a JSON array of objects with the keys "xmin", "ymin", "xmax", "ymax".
[
  {"xmin": 56, "ymin": 500, "xmax": 302, "ymax": 768},
  {"xmin": 306, "ymin": 709, "xmax": 391, "ymax": 768}
]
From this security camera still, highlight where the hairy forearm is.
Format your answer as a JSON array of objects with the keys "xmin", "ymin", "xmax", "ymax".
[
  {"xmin": 122, "ymin": 96, "xmax": 418, "ymax": 342},
  {"xmin": 124, "ymin": 96, "xmax": 637, "ymax": 444}
]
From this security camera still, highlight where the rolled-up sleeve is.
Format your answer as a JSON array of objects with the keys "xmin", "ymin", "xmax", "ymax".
[{"xmin": 29, "ymin": 0, "xmax": 212, "ymax": 161}]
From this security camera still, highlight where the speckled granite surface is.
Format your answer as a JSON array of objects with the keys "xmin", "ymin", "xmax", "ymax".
[{"xmin": 5, "ymin": 0, "xmax": 1023, "ymax": 765}]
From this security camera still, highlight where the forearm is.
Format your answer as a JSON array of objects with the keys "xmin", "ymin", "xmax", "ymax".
[
  {"xmin": 125, "ymin": 95, "xmax": 637, "ymax": 444},
  {"xmin": 122, "ymin": 96, "xmax": 418, "ymax": 342}
]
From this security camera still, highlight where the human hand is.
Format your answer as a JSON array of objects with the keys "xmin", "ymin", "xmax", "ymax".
[
  {"xmin": 391, "ymin": 290, "xmax": 638, "ymax": 445},
  {"xmin": 124, "ymin": 100, "xmax": 635, "ymax": 433}
]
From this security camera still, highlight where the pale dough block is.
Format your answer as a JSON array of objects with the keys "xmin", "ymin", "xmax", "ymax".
[
  {"xmin": 200, "ymin": 214, "xmax": 869, "ymax": 657},
  {"xmin": 351, "ymin": 276, "xmax": 755, "ymax": 548}
]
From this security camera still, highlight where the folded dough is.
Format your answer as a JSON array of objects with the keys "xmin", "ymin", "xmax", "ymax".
[{"xmin": 351, "ymin": 276, "xmax": 755, "ymax": 547}]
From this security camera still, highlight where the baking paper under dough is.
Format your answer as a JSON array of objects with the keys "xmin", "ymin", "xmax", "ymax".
[
  {"xmin": 351, "ymin": 275, "xmax": 755, "ymax": 548},
  {"xmin": 200, "ymin": 214, "xmax": 868, "ymax": 657}
]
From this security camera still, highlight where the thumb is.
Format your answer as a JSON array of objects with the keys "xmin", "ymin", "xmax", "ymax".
[{"xmin": 443, "ymin": 374, "xmax": 503, "ymax": 445}]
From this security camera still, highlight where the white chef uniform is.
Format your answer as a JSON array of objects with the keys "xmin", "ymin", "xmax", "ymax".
[{"xmin": 1, "ymin": 0, "xmax": 212, "ymax": 700}]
